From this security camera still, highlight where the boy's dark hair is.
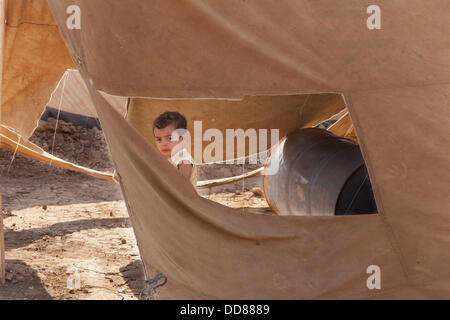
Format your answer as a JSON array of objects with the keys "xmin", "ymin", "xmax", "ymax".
[{"xmin": 153, "ymin": 111, "xmax": 187, "ymax": 132}]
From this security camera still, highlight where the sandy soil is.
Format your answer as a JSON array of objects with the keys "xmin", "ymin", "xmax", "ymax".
[{"xmin": 0, "ymin": 119, "xmax": 269, "ymax": 299}]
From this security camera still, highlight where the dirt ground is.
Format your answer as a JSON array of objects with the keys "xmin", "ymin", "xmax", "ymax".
[{"xmin": 0, "ymin": 119, "xmax": 269, "ymax": 300}]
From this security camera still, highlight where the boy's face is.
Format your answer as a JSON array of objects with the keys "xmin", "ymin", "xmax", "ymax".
[{"xmin": 154, "ymin": 124, "xmax": 183, "ymax": 158}]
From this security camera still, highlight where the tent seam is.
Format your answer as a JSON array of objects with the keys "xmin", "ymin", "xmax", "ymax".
[{"xmin": 6, "ymin": 21, "xmax": 58, "ymax": 28}]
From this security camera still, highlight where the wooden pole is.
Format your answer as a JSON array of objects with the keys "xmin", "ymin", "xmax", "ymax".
[
  {"xmin": 0, "ymin": 194, "xmax": 5, "ymax": 285},
  {"xmin": 196, "ymin": 167, "xmax": 263, "ymax": 189},
  {"xmin": 0, "ymin": 0, "xmax": 7, "ymax": 285}
]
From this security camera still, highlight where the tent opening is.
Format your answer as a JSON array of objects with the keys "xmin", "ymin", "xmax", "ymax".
[{"xmin": 123, "ymin": 92, "xmax": 378, "ymax": 217}]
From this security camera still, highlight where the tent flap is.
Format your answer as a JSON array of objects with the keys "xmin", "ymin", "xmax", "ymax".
[{"xmin": 2, "ymin": 0, "xmax": 74, "ymax": 140}]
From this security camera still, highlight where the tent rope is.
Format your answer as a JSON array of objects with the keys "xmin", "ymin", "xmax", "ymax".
[
  {"xmin": 241, "ymin": 162, "xmax": 245, "ymax": 193},
  {"xmin": 49, "ymin": 71, "xmax": 69, "ymax": 165},
  {"xmin": 6, "ymin": 135, "xmax": 21, "ymax": 174},
  {"xmin": 111, "ymin": 169, "xmax": 119, "ymax": 183},
  {"xmin": 143, "ymin": 272, "xmax": 167, "ymax": 300},
  {"xmin": 241, "ymin": 161, "xmax": 245, "ymax": 213}
]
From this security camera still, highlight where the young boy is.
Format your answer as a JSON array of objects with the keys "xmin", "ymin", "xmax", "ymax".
[{"xmin": 153, "ymin": 111, "xmax": 197, "ymax": 188}]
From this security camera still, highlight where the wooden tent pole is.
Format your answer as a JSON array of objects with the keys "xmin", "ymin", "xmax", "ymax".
[
  {"xmin": 0, "ymin": 194, "xmax": 5, "ymax": 285},
  {"xmin": 0, "ymin": 0, "xmax": 6, "ymax": 285}
]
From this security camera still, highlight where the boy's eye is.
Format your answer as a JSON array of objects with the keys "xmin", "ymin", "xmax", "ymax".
[
  {"xmin": 168, "ymin": 136, "xmax": 172, "ymax": 141},
  {"xmin": 156, "ymin": 138, "xmax": 161, "ymax": 142}
]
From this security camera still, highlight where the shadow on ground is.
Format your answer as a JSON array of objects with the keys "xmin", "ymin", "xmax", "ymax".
[
  {"xmin": 0, "ymin": 150, "xmax": 123, "ymax": 211},
  {"xmin": 5, "ymin": 218, "xmax": 130, "ymax": 250},
  {"xmin": 120, "ymin": 260, "xmax": 147, "ymax": 300},
  {"xmin": 0, "ymin": 260, "xmax": 52, "ymax": 300}
]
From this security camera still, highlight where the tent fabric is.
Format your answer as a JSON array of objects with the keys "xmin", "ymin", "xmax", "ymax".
[
  {"xmin": 6, "ymin": 0, "xmax": 445, "ymax": 298},
  {"xmin": 0, "ymin": 1, "xmax": 117, "ymax": 181},
  {"xmin": 127, "ymin": 93, "xmax": 345, "ymax": 162},
  {"xmin": 89, "ymin": 86, "xmax": 413, "ymax": 299},
  {"xmin": 1, "ymin": 0, "xmax": 75, "ymax": 140},
  {"xmin": 48, "ymin": 0, "xmax": 449, "ymax": 98},
  {"xmin": 327, "ymin": 111, "xmax": 358, "ymax": 143},
  {"xmin": 48, "ymin": 69, "xmax": 127, "ymax": 119}
]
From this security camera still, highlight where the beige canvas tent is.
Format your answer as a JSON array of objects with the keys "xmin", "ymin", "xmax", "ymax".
[
  {"xmin": 48, "ymin": 69, "xmax": 127, "ymax": 120},
  {"xmin": 1, "ymin": 0, "xmax": 450, "ymax": 298}
]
